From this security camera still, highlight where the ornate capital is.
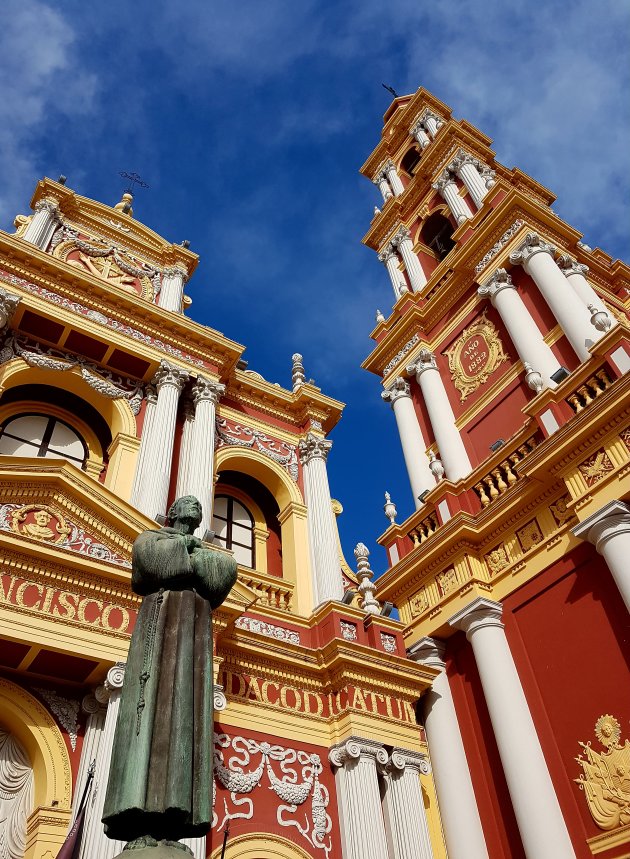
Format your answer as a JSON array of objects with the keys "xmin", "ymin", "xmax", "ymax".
[
  {"xmin": 410, "ymin": 118, "xmax": 431, "ymax": 147},
  {"xmin": 145, "ymin": 384, "xmax": 158, "ymax": 406},
  {"xmin": 572, "ymin": 500, "xmax": 630, "ymax": 550},
  {"xmin": 162, "ymin": 265, "xmax": 189, "ymax": 282},
  {"xmin": 329, "ymin": 737, "xmax": 389, "ymax": 769},
  {"xmin": 192, "ymin": 375, "xmax": 225, "ymax": 405},
  {"xmin": 152, "ymin": 360, "xmax": 190, "ymax": 392},
  {"xmin": 81, "ymin": 693, "xmax": 103, "ymax": 716},
  {"xmin": 389, "ymin": 748, "xmax": 431, "ymax": 775},
  {"xmin": 407, "ymin": 348, "xmax": 437, "ymax": 377},
  {"xmin": 449, "ymin": 597, "xmax": 504, "ymax": 637},
  {"xmin": 391, "ymin": 225, "xmax": 411, "ymax": 248},
  {"xmin": 510, "ymin": 231, "xmax": 556, "ymax": 266},
  {"xmin": 214, "ymin": 683, "xmax": 227, "ymax": 712},
  {"xmin": 95, "ymin": 661, "xmax": 126, "ymax": 704},
  {"xmin": 432, "ymin": 168, "xmax": 455, "ymax": 194},
  {"xmin": 34, "ymin": 197, "xmax": 60, "ymax": 217},
  {"xmin": 408, "ymin": 636, "xmax": 446, "ymax": 670},
  {"xmin": 298, "ymin": 432, "xmax": 332, "ymax": 464},
  {"xmin": 381, "ymin": 376, "xmax": 411, "ymax": 405},
  {"xmin": 450, "ymin": 148, "xmax": 475, "ymax": 173},
  {"xmin": 557, "ymin": 254, "xmax": 589, "ymax": 277},
  {"xmin": 477, "ymin": 267, "xmax": 515, "ymax": 302},
  {"xmin": 378, "ymin": 243, "xmax": 397, "ymax": 264},
  {"xmin": 0, "ymin": 287, "xmax": 21, "ymax": 329}
]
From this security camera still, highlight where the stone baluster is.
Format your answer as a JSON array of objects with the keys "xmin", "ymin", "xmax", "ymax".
[
  {"xmin": 510, "ymin": 233, "xmax": 597, "ymax": 361},
  {"xmin": 381, "ymin": 376, "xmax": 434, "ymax": 507},
  {"xmin": 477, "ymin": 268, "xmax": 563, "ymax": 389},
  {"xmin": 573, "ymin": 500, "xmax": 630, "ymax": 612},
  {"xmin": 383, "ymin": 160, "xmax": 405, "ymax": 197},
  {"xmin": 449, "ymin": 599, "xmax": 577, "ymax": 859},
  {"xmin": 354, "ymin": 542, "xmax": 380, "ymax": 614},
  {"xmin": 407, "ymin": 350, "xmax": 472, "ymax": 482},
  {"xmin": 381, "ymin": 749, "xmax": 433, "ymax": 859},
  {"xmin": 392, "ymin": 225, "xmax": 427, "ymax": 293},
  {"xmin": 432, "ymin": 170, "xmax": 471, "ymax": 225},
  {"xmin": 159, "ymin": 266, "xmax": 188, "ymax": 313},
  {"xmin": 378, "ymin": 244, "xmax": 407, "ymax": 299},
  {"xmin": 299, "ymin": 433, "xmax": 343, "ymax": 606},
  {"xmin": 291, "ymin": 352, "xmax": 306, "ymax": 391},
  {"xmin": 186, "ymin": 376, "xmax": 225, "ymax": 536},
  {"xmin": 329, "ymin": 738, "xmax": 390, "ymax": 859},
  {"xmin": 23, "ymin": 198, "xmax": 60, "ymax": 250}
]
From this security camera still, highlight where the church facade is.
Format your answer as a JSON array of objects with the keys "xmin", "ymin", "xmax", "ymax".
[{"xmin": 0, "ymin": 86, "xmax": 627, "ymax": 859}]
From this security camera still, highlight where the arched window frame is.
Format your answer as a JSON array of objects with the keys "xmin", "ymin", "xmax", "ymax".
[
  {"xmin": 418, "ymin": 208, "xmax": 456, "ymax": 262},
  {"xmin": 212, "ymin": 492, "xmax": 256, "ymax": 570}
]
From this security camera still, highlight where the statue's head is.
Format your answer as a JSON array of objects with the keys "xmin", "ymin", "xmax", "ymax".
[{"xmin": 167, "ymin": 496, "xmax": 202, "ymax": 531}]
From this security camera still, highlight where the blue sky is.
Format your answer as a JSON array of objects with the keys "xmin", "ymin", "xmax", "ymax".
[{"xmin": 0, "ymin": 0, "xmax": 628, "ymax": 575}]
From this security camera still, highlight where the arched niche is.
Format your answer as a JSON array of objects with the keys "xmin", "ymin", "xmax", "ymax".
[{"xmin": 210, "ymin": 832, "xmax": 314, "ymax": 859}]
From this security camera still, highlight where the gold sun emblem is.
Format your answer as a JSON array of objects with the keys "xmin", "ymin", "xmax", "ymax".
[{"xmin": 595, "ymin": 714, "xmax": 622, "ymax": 750}]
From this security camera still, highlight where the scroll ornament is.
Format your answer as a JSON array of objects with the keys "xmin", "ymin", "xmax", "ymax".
[
  {"xmin": 212, "ymin": 733, "xmax": 332, "ymax": 857},
  {"xmin": 215, "ymin": 418, "xmax": 299, "ymax": 481},
  {"xmin": 575, "ymin": 715, "xmax": 630, "ymax": 830}
]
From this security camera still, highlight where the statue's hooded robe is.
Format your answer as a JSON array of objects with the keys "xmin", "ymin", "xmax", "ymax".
[{"xmin": 102, "ymin": 527, "xmax": 237, "ymax": 843}]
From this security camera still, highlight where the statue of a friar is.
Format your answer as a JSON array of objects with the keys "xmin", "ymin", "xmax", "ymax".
[{"xmin": 102, "ymin": 496, "xmax": 237, "ymax": 854}]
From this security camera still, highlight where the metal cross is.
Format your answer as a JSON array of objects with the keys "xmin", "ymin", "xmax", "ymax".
[{"xmin": 119, "ymin": 171, "xmax": 149, "ymax": 194}]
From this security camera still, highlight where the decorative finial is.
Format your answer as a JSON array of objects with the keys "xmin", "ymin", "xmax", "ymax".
[
  {"xmin": 374, "ymin": 205, "xmax": 381, "ymax": 216},
  {"xmin": 588, "ymin": 304, "xmax": 613, "ymax": 333},
  {"xmin": 428, "ymin": 451, "xmax": 445, "ymax": 483},
  {"xmin": 384, "ymin": 491, "xmax": 397, "ymax": 525},
  {"xmin": 291, "ymin": 353, "xmax": 306, "ymax": 392},
  {"xmin": 116, "ymin": 171, "xmax": 149, "ymax": 217},
  {"xmin": 376, "ymin": 309, "xmax": 385, "ymax": 324},
  {"xmin": 354, "ymin": 543, "xmax": 380, "ymax": 615},
  {"xmin": 114, "ymin": 192, "xmax": 134, "ymax": 217},
  {"xmin": 523, "ymin": 361, "xmax": 544, "ymax": 394}
]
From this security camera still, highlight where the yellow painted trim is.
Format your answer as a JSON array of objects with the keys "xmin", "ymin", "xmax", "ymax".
[{"xmin": 210, "ymin": 832, "xmax": 313, "ymax": 859}]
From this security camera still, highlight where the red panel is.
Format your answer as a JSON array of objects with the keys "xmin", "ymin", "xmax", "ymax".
[
  {"xmin": 64, "ymin": 330, "xmax": 109, "ymax": 362},
  {"xmin": 0, "ymin": 639, "xmax": 30, "ymax": 668},
  {"xmin": 19, "ymin": 310, "xmax": 65, "ymax": 343},
  {"xmin": 464, "ymin": 379, "xmax": 530, "ymax": 463},
  {"xmin": 107, "ymin": 349, "xmax": 150, "ymax": 379},
  {"xmin": 28, "ymin": 649, "xmax": 98, "ymax": 682}
]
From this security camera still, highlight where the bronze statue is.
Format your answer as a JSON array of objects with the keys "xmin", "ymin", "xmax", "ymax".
[{"xmin": 102, "ymin": 496, "xmax": 237, "ymax": 853}]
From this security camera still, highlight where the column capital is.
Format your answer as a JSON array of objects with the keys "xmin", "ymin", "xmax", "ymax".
[
  {"xmin": 449, "ymin": 597, "xmax": 504, "ymax": 637},
  {"xmin": 391, "ymin": 224, "xmax": 411, "ymax": 247},
  {"xmin": 298, "ymin": 431, "xmax": 332, "ymax": 464},
  {"xmin": 572, "ymin": 500, "xmax": 630, "ymax": 549},
  {"xmin": 389, "ymin": 748, "xmax": 431, "ymax": 775},
  {"xmin": 450, "ymin": 148, "xmax": 476, "ymax": 172},
  {"xmin": 34, "ymin": 196, "xmax": 60, "ymax": 216},
  {"xmin": 162, "ymin": 264, "xmax": 189, "ymax": 282},
  {"xmin": 214, "ymin": 683, "xmax": 227, "ymax": 712},
  {"xmin": 0, "ymin": 287, "xmax": 21, "ymax": 329},
  {"xmin": 377, "ymin": 243, "xmax": 397, "ymax": 264},
  {"xmin": 95, "ymin": 662, "xmax": 126, "ymax": 704},
  {"xmin": 152, "ymin": 360, "xmax": 189, "ymax": 391},
  {"xmin": 192, "ymin": 375, "xmax": 225, "ymax": 405},
  {"xmin": 381, "ymin": 376, "xmax": 411, "ymax": 405},
  {"xmin": 81, "ymin": 693, "xmax": 103, "ymax": 716},
  {"xmin": 145, "ymin": 384, "xmax": 158, "ymax": 406},
  {"xmin": 556, "ymin": 254, "xmax": 589, "ymax": 277},
  {"xmin": 410, "ymin": 118, "xmax": 430, "ymax": 148},
  {"xmin": 477, "ymin": 267, "xmax": 515, "ymax": 302},
  {"xmin": 408, "ymin": 636, "xmax": 446, "ymax": 670},
  {"xmin": 407, "ymin": 348, "xmax": 437, "ymax": 376},
  {"xmin": 432, "ymin": 169, "xmax": 455, "ymax": 193},
  {"xmin": 510, "ymin": 231, "xmax": 556, "ymax": 266},
  {"xmin": 329, "ymin": 736, "xmax": 388, "ymax": 769}
]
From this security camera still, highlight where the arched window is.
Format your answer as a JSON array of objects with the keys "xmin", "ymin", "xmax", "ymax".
[
  {"xmin": 400, "ymin": 147, "xmax": 421, "ymax": 177},
  {"xmin": 0, "ymin": 413, "xmax": 87, "ymax": 466},
  {"xmin": 420, "ymin": 212, "xmax": 455, "ymax": 261},
  {"xmin": 212, "ymin": 495, "xmax": 255, "ymax": 568}
]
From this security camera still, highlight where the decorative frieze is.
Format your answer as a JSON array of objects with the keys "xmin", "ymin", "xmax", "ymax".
[
  {"xmin": 380, "ymin": 633, "xmax": 397, "ymax": 653},
  {"xmin": 340, "ymin": 621, "xmax": 357, "ymax": 641},
  {"xmin": 474, "ymin": 220, "xmax": 524, "ymax": 274},
  {"xmin": 383, "ymin": 334, "xmax": 420, "ymax": 376},
  {"xmin": 34, "ymin": 687, "xmax": 80, "ymax": 751},
  {"xmin": 216, "ymin": 417, "xmax": 299, "ymax": 481},
  {"xmin": 234, "ymin": 616, "xmax": 300, "ymax": 644},
  {"xmin": 516, "ymin": 518, "xmax": 544, "ymax": 552},
  {"xmin": 485, "ymin": 545, "xmax": 509, "ymax": 575},
  {"xmin": 578, "ymin": 449, "xmax": 614, "ymax": 486}
]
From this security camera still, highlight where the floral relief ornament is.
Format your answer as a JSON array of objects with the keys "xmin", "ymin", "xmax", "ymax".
[
  {"xmin": 485, "ymin": 545, "xmax": 509, "ymax": 575},
  {"xmin": 575, "ymin": 714, "xmax": 630, "ymax": 830},
  {"xmin": 444, "ymin": 311, "xmax": 508, "ymax": 402}
]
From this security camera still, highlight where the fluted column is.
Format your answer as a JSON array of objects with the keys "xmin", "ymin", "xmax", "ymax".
[
  {"xmin": 510, "ymin": 233, "xmax": 596, "ymax": 361},
  {"xmin": 79, "ymin": 664, "xmax": 126, "ymax": 859},
  {"xmin": 175, "ymin": 396, "xmax": 196, "ymax": 499},
  {"xmin": 132, "ymin": 361, "xmax": 189, "ymax": 519},
  {"xmin": 392, "ymin": 226, "xmax": 427, "ymax": 292},
  {"xmin": 407, "ymin": 349, "xmax": 472, "ymax": 482},
  {"xmin": 478, "ymin": 268, "xmax": 562, "ymax": 389},
  {"xmin": 378, "ymin": 244, "xmax": 406, "ymax": 299},
  {"xmin": 409, "ymin": 638, "xmax": 489, "ymax": 859},
  {"xmin": 382, "ymin": 377, "xmax": 434, "ymax": 507},
  {"xmin": 449, "ymin": 599, "xmax": 576, "ymax": 859},
  {"xmin": 71, "ymin": 694, "xmax": 106, "ymax": 822},
  {"xmin": 187, "ymin": 376, "xmax": 225, "ymax": 536},
  {"xmin": 451, "ymin": 151, "xmax": 488, "ymax": 209},
  {"xmin": 23, "ymin": 198, "xmax": 60, "ymax": 250},
  {"xmin": 130, "ymin": 387, "xmax": 157, "ymax": 506},
  {"xmin": 159, "ymin": 265, "xmax": 188, "ymax": 313},
  {"xmin": 383, "ymin": 160, "xmax": 405, "ymax": 197},
  {"xmin": 433, "ymin": 171, "xmax": 471, "ymax": 225},
  {"xmin": 299, "ymin": 433, "xmax": 343, "ymax": 606},
  {"xmin": 573, "ymin": 500, "xmax": 630, "ymax": 612},
  {"xmin": 410, "ymin": 118, "xmax": 430, "ymax": 149},
  {"xmin": 422, "ymin": 110, "xmax": 443, "ymax": 138},
  {"xmin": 557, "ymin": 255, "xmax": 610, "ymax": 318},
  {"xmin": 373, "ymin": 173, "xmax": 393, "ymax": 203},
  {"xmin": 381, "ymin": 749, "xmax": 433, "ymax": 859},
  {"xmin": 329, "ymin": 738, "xmax": 389, "ymax": 859}
]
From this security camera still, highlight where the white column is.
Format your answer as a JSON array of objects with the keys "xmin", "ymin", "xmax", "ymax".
[
  {"xmin": 71, "ymin": 694, "xmax": 106, "ymax": 822},
  {"xmin": 392, "ymin": 226, "xmax": 427, "ymax": 292},
  {"xmin": 159, "ymin": 265, "xmax": 188, "ymax": 313},
  {"xmin": 510, "ymin": 233, "xmax": 597, "ymax": 361},
  {"xmin": 407, "ymin": 349, "xmax": 472, "ymax": 482},
  {"xmin": 180, "ymin": 836, "xmax": 205, "ymax": 858},
  {"xmin": 383, "ymin": 160, "xmax": 405, "ymax": 197},
  {"xmin": 422, "ymin": 111, "xmax": 443, "ymax": 138},
  {"xmin": 449, "ymin": 599, "xmax": 576, "ymax": 859},
  {"xmin": 130, "ymin": 387, "xmax": 157, "ymax": 506},
  {"xmin": 79, "ymin": 664, "xmax": 126, "ymax": 859},
  {"xmin": 451, "ymin": 151, "xmax": 488, "ymax": 209},
  {"xmin": 478, "ymin": 268, "xmax": 562, "ymax": 389},
  {"xmin": 382, "ymin": 749, "xmax": 433, "ymax": 859},
  {"xmin": 175, "ymin": 396, "xmax": 196, "ymax": 499},
  {"xmin": 23, "ymin": 198, "xmax": 60, "ymax": 250},
  {"xmin": 133, "ymin": 361, "xmax": 189, "ymax": 520},
  {"xmin": 409, "ymin": 638, "xmax": 490, "ymax": 859},
  {"xmin": 378, "ymin": 244, "xmax": 406, "ymax": 299},
  {"xmin": 186, "ymin": 376, "xmax": 225, "ymax": 537},
  {"xmin": 382, "ymin": 377, "xmax": 434, "ymax": 508},
  {"xmin": 329, "ymin": 738, "xmax": 389, "ymax": 859},
  {"xmin": 410, "ymin": 119, "xmax": 430, "ymax": 149},
  {"xmin": 373, "ymin": 173, "xmax": 393, "ymax": 203},
  {"xmin": 433, "ymin": 171, "xmax": 471, "ymax": 225},
  {"xmin": 572, "ymin": 500, "xmax": 630, "ymax": 612},
  {"xmin": 557, "ymin": 255, "xmax": 610, "ymax": 319},
  {"xmin": 299, "ymin": 433, "xmax": 343, "ymax": 605}
]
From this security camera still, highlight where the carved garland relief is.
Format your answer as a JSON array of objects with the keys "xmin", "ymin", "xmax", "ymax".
[
  {"xmin": 444, "ymin": 311, "xmax": 508, "ymax": 401},
  {"xmin": 575, "ymin": 715, "xmax": 630, "ymax": 830}
]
